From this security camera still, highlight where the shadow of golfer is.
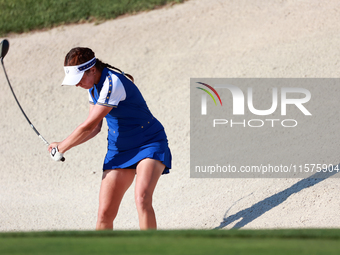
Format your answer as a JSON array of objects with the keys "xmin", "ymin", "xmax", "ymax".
[{"xmin": 215, "ymin": 164, "xmax": 340, "ymax": 229}]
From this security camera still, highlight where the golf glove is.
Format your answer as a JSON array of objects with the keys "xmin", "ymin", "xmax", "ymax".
[{"xmin": 50, "ymin": 146, "xmax": 64, "ymax": 162}]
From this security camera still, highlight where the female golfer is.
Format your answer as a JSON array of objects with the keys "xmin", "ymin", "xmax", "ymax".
[{"xmin": 48, "ymin": 47, "xmax": 171, "ymax": 230}]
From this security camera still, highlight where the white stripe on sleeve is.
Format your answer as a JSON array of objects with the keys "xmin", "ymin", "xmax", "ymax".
[
  {"xmin": 97, "ymin": 75, "xmax": 126, "ymax": 107},
  {"xmin": 88, "ymin": 90, "xmax": 94, "ymax": 104}
]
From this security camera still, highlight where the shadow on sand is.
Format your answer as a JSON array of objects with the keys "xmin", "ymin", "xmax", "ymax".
[{"xmin": 215, "ymin": 165, "xmax": 340, "ymax": 229}]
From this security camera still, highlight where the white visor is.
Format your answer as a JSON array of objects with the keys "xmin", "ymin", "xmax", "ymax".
[{"xmin": 61, "ymin": 57, "xmax": 97, "ymax": 86}]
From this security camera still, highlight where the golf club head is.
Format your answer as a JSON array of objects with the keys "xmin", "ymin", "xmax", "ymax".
[{"xmin": 0, "ymin": 39, "xmax": 9, "ymax": 59}]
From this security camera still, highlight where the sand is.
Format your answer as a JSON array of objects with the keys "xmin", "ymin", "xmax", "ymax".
[{"xmin": 1, "ymin": 0, "xmax": 340, "ymax": 231}]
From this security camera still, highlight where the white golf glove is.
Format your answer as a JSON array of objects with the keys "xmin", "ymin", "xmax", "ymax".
[{"xmin": 50, "ymin": 146, "xmax": 65, "ymax": 162}]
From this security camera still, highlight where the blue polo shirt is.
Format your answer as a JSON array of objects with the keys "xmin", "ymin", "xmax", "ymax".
[{"xmin": 89, "ymin": 68, "xmax": 171, "ymax": 172}]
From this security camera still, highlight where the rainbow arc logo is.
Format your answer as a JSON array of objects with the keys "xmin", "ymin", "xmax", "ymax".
[
  {"xmin": 196, "ymin": 82, "xmax": 223, "ymax": 106},
  {"xmin": 196, "ymin": 82, "xmax": 223, "ymax": 115}
]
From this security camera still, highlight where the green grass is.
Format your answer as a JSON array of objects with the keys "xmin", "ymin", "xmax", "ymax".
[
  {"xmin": 0, "ymin": 0, "xmax": 184, "ymax": 36},
  {"xmin": 1, "ymin": 229, "xmax": 340, "ymax": 255}
]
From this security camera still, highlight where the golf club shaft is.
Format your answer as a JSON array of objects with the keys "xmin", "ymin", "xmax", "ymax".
[
  {"xmin": 1, "ymin": 59, "xmax": 49, "ymax": 145},
  {"xmin": 1, "ymin": 58, "xmax": 65, "ymax": 161}
]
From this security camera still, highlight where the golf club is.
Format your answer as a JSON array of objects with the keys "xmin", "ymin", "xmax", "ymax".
[{"xmin": 0, "ymin": 39, "xmax": 65, "ymax": 162}]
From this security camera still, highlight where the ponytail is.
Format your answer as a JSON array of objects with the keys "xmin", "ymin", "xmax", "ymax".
[{"xmin": 95, "ymin": 59, "xmax": 134, "ymax": 83}]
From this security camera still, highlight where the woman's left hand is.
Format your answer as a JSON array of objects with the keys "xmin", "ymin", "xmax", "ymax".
[{"xmin": 48, "ymin": 142, "xmax": 60, "ymax": 152}]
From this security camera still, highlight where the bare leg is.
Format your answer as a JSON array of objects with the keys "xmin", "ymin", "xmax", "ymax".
[
  {"xmin": 96, "ymin": 168, "xmax": 135, "ymax": 230},
  {"xmin": 135, "ymin": 158, "xmax": 165, "ymax": 230}
]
